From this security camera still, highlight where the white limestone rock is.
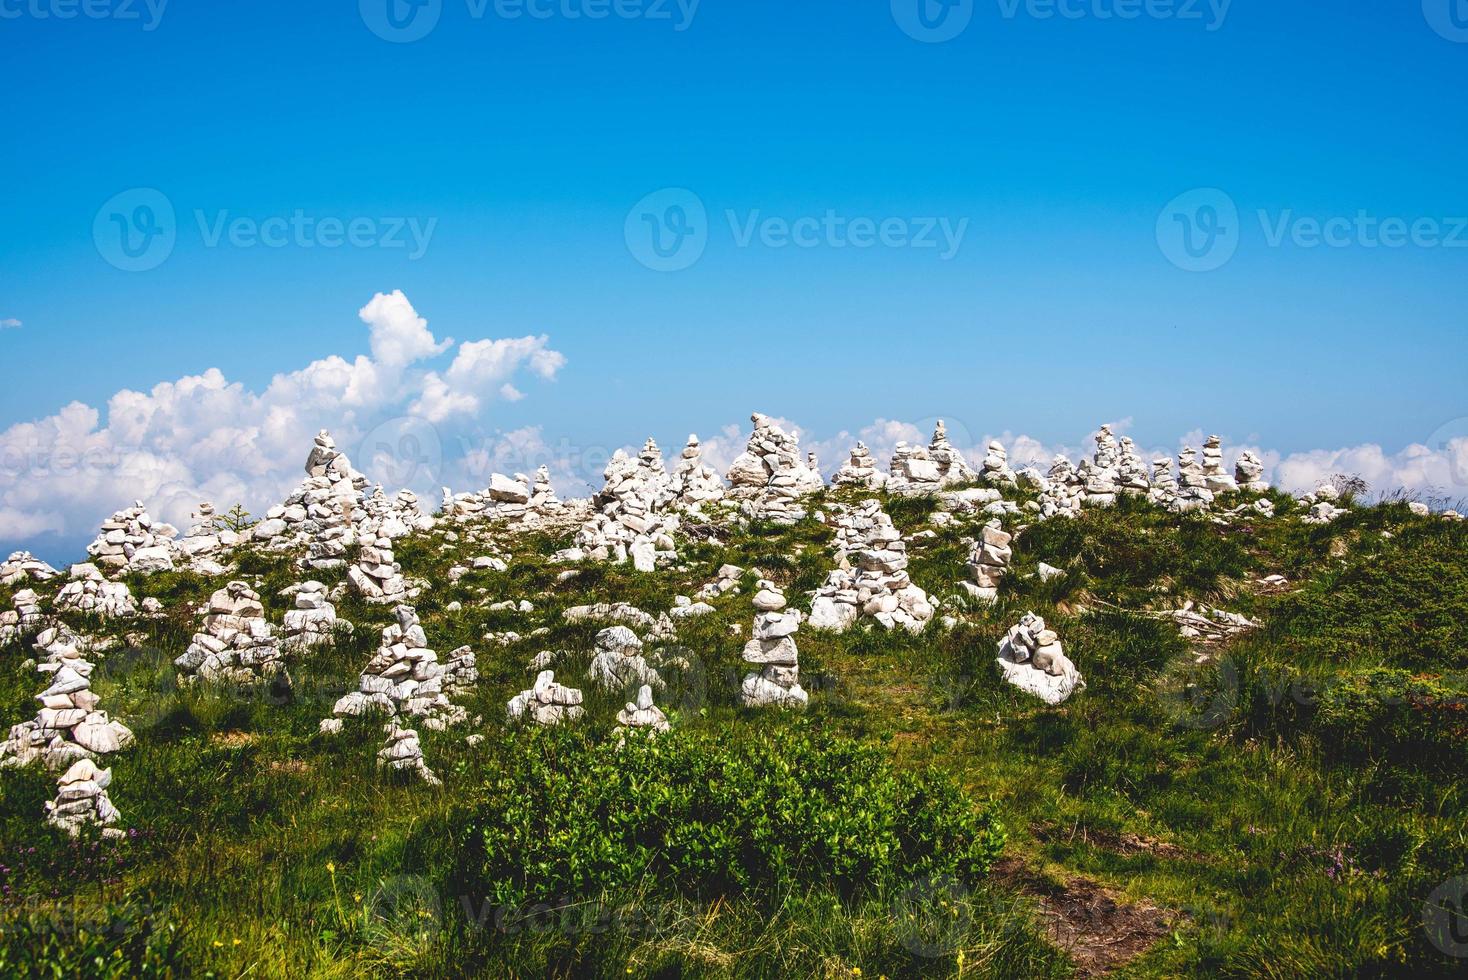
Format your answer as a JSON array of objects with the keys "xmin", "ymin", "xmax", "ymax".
[
  {"xmin": 996, "ymin": 612, "xmax": 1084, "ymax": 705},
  {"xmin": 507, "ymin": 670, "xmax": 585, "ymax": 726}
]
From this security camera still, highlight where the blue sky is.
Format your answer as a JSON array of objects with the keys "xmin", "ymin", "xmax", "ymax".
[{"xmin": 1, "ymin": 1, "xmax": 1466, "ymax": 560}]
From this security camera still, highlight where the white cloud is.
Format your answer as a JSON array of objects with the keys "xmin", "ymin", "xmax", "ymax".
[
  {"xmin": 0, "ymin": 318, "xmax": 20, "ymax": 330},
  {"xmin": 0, "ymin": 292, "xmax": 565, "ymax": 548}
]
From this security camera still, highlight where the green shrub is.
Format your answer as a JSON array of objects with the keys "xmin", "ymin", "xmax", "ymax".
[{"xmin": 457, "ymin": 725, "xmax": 1006, "ymax": 908}]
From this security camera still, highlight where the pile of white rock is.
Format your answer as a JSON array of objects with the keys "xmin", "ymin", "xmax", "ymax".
[
  {"xmin": 1172, "ymin": 447, "xmax": 1216, "ymax": 513},
  {"xmin": 362, "ymin": 488, "xmax": 435, "ymax": 541},
  {"xmin": 961, "ymin": 521, "xmax": 1013, "ymax": 604},
  {"xmin": 614, "ymin": 684, "xmax": 670, "ymax": 739},
  {"xmin": 54, "ymin": 564, "xmax": 137, "ymax": 619},
  {"xmin": 1300, "ymin": 483, "xmax": 1349, "ymax": 524},
  {"xmin": 253, "ymin": 431, "xmax": 369, "ymax": 560},
  {"xmin": 0, "ymin": 655, "xmax": 134, "ymax": 770},
  {"xmin": 996, "ymin": 612, "xmax": 1084, "ymax": 705},
  {"xmin": 569, "ymin": 440, "xmax": 680, "ymax": 571},
  {"xmin": 1040, "ymin": 456, "xmax": 1085, "ymax": 519},
  {"xmin": 1117, "ymin": 437, "xmax": 1152, "ymax": 495},
  {"xmin": 669, "ymin": 434, "xmax": 727, "ymax": 510},
  {"xmin": 441, "ymin": 466, "xmax": 573, "ymax": 530},
  {"xmin": 1200, "ymin": 435, "xmax": 1237, "ymax": 493},
  {"xmin": 507, "ymin": 670, "xmax": 585, "ymax": 726},
  {"xmin": 0, "ymin": 589, "xmax": 46, "ymax": 645},
  {"xmin": 832, "ymin": 442, "xmax": 887, "ymax": 490},
  {"xmin": 348, "ymin": 534, "xmax": 410, "ymax": 604},
  {"xmin": 809, "ymin": 501, "xmax": 934, "ymax": 632},
  {"xmin": 86, "ymin": 501, "xmax": 180, "ymax": 575},
  {"xmin": 889, "ymin": 421, "xmax": 978, "ymax": 496},
  {"xmin": 325, "ymin": 605, "xmax": 475, "ymax": 733},
  {"xmin": 695, "ymin": 563, "xmax": 746, "ymax": 600},
  {"xmin": 587, "ymin": 625, "xmax": 664, "ymax": 692},
  {"xmin": 1234, "ymin": 451, "xmax": 1269, "ymax": 493},
  {"xmin": 725, "ymin": 413, "xmax": 824, "ymax": 524},
  {"xmin": 980, "ymin": 440, "xmax": 1016, "ymax": 488},
  {"xmin": 280, "ymin": 581, "xmax": 350, "ymax": 649},
  {"xmin": 174, "ymin": 581, "xmax": 286, "ymax": 686},
  {"xmin": 45, "ymin": 759, "xmax": 123, "ymax": 838},
  {"xmin": 740, "ymin": 582, "xmax": 808, "ymax": 708},
  {"xmin": 0, "ymin": 550, "xmax": 58, "ymax": 586},
  {"xmin": 1167, "ymin": 602, "xmax": 1260, "ymax": 641},
  {"xmin": 176, "ymin": 502, "xmax": 238, "ymax": 575},
  {"xmin": 376, "ymin": 722, "xmax": 441, "ymax": 785}
]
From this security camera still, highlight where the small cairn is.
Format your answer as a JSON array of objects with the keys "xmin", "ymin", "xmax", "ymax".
[
  {"xmin": 1174, "ymin": 447, "xmax": 1215, "ymax": 512},
  {"xmin": 0, "ymin": 551, "xmax": 58, "ymax": 586},
  {"xmin": 1201, "ymin": 435, "xmax": 1238, "ymax": 493},
  {"xmin": 587, "ymin": 625, "xmax": 663, "ymax": 692},
  {"xmin": 86, "ymin": 500, "xmax": 180, "ymax": 575},
  {"xmin": 377, "ymin": 722, "xmax": 441, "ymax": 785},
  {"xmin": 739, "ymin": 581, "xmax": 808, "ymax": 708},
  {"xmin": 615, "ymin": 684, "xmax": 671, "ymax": 740},
  {"xmin": 996, "ymin": 612, "xmax": 1084, "ymax": 705},
  {"xmin": 280, "ymin": 581, "xmax": 350, "ymax": 649},
  {"xmin": 695, "ymin": 563, "xmax": 745, "ymax": 600},
  {"xmin": 832, "ymin": 442, "xmax": 887, "ymax": 490},
  {"xmin": 325, "ymin": 605, "xmax": 475, "ymax": 733},
  {"xmin": 725, "ymin": 413, "xmax": 824, "ymax": 523},
  {"xmin": 980, "ymin": 440, "xmax": 1017, "ymax": 488},
  {"xmin": 809, "ymin": 501, "xmax": 934, "ymax": 632},
  {"xmin": 174, "ymin": 581, "xmax": 286, "ymax": 686},
  {"xmin": 670, "ymin": 434, "xmax": 727, "ymax": 508},
  {"xmin": 348, "ymin": 534, "xmax": 409, "ymax": 604},
  {"xmin": 54, "ymin": 564, "xmax": 137, "ymax": 619},
  {"xmin": 507, "ymin": 670, "xmax": 585, "ymax": 726},
  {"xmin": 0, "ymin": 655, "xmax": 133, "ymax": 770},
  {"xmin": 176, "ymin": 501, "xmax": 238, "ymax": 574},
  {"xmin": 0, "ymin": 588, "xmax": 46, "ymax": 645},
  {"xmin": 962, "ymin": 520, "xmax": 1013, "ymax": 603},
  {"xmin": 1235, "ymin": 451, "xmax": 1269, "ymax": 492},
  {"xmin": 45, "ymin": 759, "xmax": 123, "ymax": 839}
]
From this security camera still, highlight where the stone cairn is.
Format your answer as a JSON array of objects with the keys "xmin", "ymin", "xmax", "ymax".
[
  {"xmin": 324, "ymin": 605, "xmax": 476, "ymax": 733},
  {"xmin": 176, "ymin": 502, "xmax": 238, "ymax": 575},
  {"xmin": 1149, "ymin": 458, "xmax": 1179, "ymax": 507},
  {"xmin": 362, "ymin": 488, "xmax": 435, "ymax": 542},
  {"xmin": 1, "ymin": 551, "xmax": 58, "ymax": 587},
  {"xmin": 55, "ymin": 564, "xmax": 136, "ymax": 619},
  {"xmin": 889, "ymin": 422, "xmax": 976, "ymax": 496},
  {"xmin": 808, "ymin": 500, "xmax": 934, "ymax": 633},
  {"xmin": 376, "ymin": 721, "xmax": 440, "ymax": 785},
  {"xmin": 587, "ymin": 625, "xmax": 664, "ymax": 692},
  {"xmin": 1040, "ymin": 456, "xmax": 1084, "ymax": 519},
  {"xmin": 1201, "ymin": 435, "xmax": 1237, "ymax": 493},
  {"xmin": 1235, "ymin": 451, "xmax": 1270, "ymax": 492},
  {"xmin": 253, "ymin": 430, "xmax": 369, "ymax": 563},
  {"xmin": 1174, "ymin": 447, "xmax": 1216, "ymax": 513},
  {"xmin": 280, "ymin": 581, "xmax": 350, "ymax": 649},
  {"xmin": 962, "ymin": 520, "xmax": 1013, "ymax": 604},
  {"xmin": 725, "ymin": 413, "xmax": 825, "ymax": 524},
  {"xmin": 507, "ymin": 670, "xmax": 585, "ymax": 726},
  {"xmin": 174, "ymin": 581, "xmax": 286, "ymax": 686},
  {"xmin": 0, "ymin": 589, "xmax": 46, "ymax": 646},
  {"xmin": 669, "ymin": 434, "xmax": 727, "ymax": 510},
  {"xmin": 615, "ymin": 684, "xmax": 670, "ymax": 740},
  {"xmin": 46, "ymin": 759, "xmax": 123, "ymax": 839},
  {"xmin": 441, "ymin": 465, "xmax": 575, "ymax": 531},
  {"xmin": 1300, "ymin": 483, "xmax": 1349, "ymax": 524},
  {"xmin": 1077, "ymin": 426, "xmax": 1123, "ymax": 507},
  {"xmin": 740, "ymin": 581, "xmax": 808, "ymax": 708},
  {"xmin": 980, "ymin": 440, "xmax": 1016, "ymax": 488},
  {"xmin": 996, "ymin": 611, "xmax": 1084, "ymax": 705},
  {"xmin": 568, "ymin": 440, "xmax": 680, "ymax": 571},
  {"xmin": 1, "ymin": 653, "xmax": 134, "ymax": 770},
  {"xmin": 348, "ymin": 534, "xmax": 409, "ymax": 604},
  {"xmin": 1117, "ymin": 438, "xmax": 1152, "ymax": 495},
  {"xmin": 831, "ymin": 442, "xmax": 887, "ymax": 490},
  {"xmin": 86, "ymin": 500, "xmax": 180, "ymax": 575},
  {"xmin": 695, "ymin": 563, "xmax": 745, "ymax": 600}
]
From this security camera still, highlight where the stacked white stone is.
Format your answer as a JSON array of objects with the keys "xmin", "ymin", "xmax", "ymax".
[
  {"xmin": 348, "ymin": 534, "xmax": 409, "ymax": 604},
  {"xmin": 1202, "ymin": 435, "xmax": 1238, "ymax": 493},
  {"xmin": 85, "ymin": 501, "xmax": 180, "ymax": 575},
  {"xmin": 440, "ymin": 466, "xmax": 576, "ymax": 531},
  {"xmin": 670, "ymin": 434, "xmax": 727, "ymax": 508},
  {"xmin": 1117, "ymin": 437, "xmax": 1152, "ymax": 495},
  {"xmin": 725, "ymin": 413, "xmax": 824, "ymax": 523},
  {"xmin": 253, "ymin": 431, "xmax": 369, "ymax": 562},
  {"xmin": 507, "ymin": 670, "xmax": 585, "ymax": 725},
  {"xmin": 55, "ymin": 564, "xmax": 137, "ymax": 619},
  {"xmin": 587, "ymin": 625, "xmax": 664, "ymax": 692},
  {"xmin": 0, "ymin": 551, "xmax": 59, "ymax": 587},
  {"xmin": 961, "ymin": 521, "xmax": 1013, "ymax": 604},
  {"xmin": 570, "ymin": 441, "xmax": 680, "ymax": 571},
  {"xmin": 362, "ymin": 488, "xmax": 435, "ymax": 542},
  {"xmin": 740, "ymin": 582, "xmax": 808, "ymax": 707},
  {"xmin": 615, "ymin": 684, "xmax": 670, "ymax": 739},
  {"xmin": 326, "ymin": 605, "xmax": 474, "ymax": 733},
  {"xmin": 1235, "ymin": 451, "xmax": 1270, "ymax": 493},
  {"xmin": 1148, "ymin": 458, "xmax": 1178, "ymax": 508},
  {"xmin": 808, "ymin": 501, "xmax": 934, "ymax": 633},
  {"xmin": 281, "ymin": 581, "xmax": 350, "ymax": 649},
  {"xmin": 1039, "ymin": 456, "xmax": 1083, "ymax": 519},
  {"xmin": 0, "ymin": 655, "xmax": 134, "ymax": 770},
  {"xmin": 996, "ymin": 611, "xmax": 1084, "ymax": 705},
  {"xmin": 45, "ymin": 759, "xmax": 123, "ymax": 839},
  {"xmin": 0, "ymin": 589, "xmax": 46, "ymax": 646},
  {"xmin": 1078, "ymin": 427, "xmax": 1123, "ymax": 507},
  {"xmin": 980, "ymin": 440, "xmax": 1016, "ymax": 488},
  {"xmin": 695, "ymin": 563, "xmax": 745, "ymax": 600},
  {"xmin": 931, "ymin": 421, "xmax": 978, "ymax": 485},
  {"xmin": 831, "ymin": 442, "xmax": 888, "ymax": 490},
  {"xmin": 174, "ymin": 581, "xmax": 286, "ymax": 686},
  {"xmin": 1300, "ymin": 484, "xmax": 1349, "ymax": 524},
  {"xmin": 176, "ymin": 502, "xmax": 238, "ymax": 575},
  {"xmin": 1174, "ymin": 447, "xmax": 1216, "ymax": 513},
  {"xmin": 376, "ymin": 722, "xmax": 442, "ymax": 785}
]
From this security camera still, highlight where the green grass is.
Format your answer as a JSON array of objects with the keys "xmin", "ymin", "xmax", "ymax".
[{"xmin": 3, "ymin": 494, "xmax": 1467, "ymax": 976}]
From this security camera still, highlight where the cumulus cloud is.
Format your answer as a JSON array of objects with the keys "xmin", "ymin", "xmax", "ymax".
[
  {"xmin": 0, "ymin": 292, "xmax": 565, "ymax": 548},
  {"xmin": 0, "ymin": 318, "xmax": 20, "ymax": 330}
]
